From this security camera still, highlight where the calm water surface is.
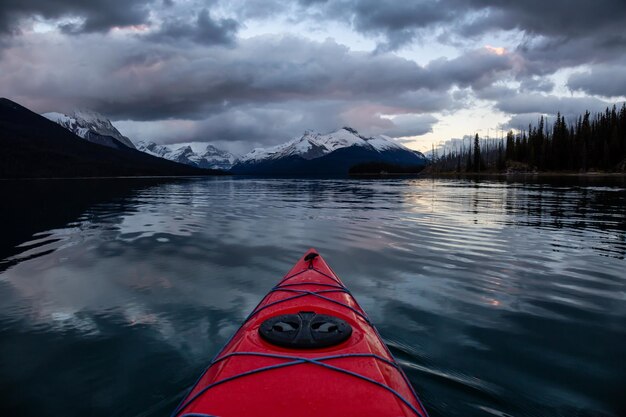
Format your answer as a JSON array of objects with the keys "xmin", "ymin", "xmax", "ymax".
[{"xmin": 0, "ymin": 177, "xmax": 625, "ymax": 417}]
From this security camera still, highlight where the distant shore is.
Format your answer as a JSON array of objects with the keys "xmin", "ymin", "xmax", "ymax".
[
  {"xmin": 349, "ymin": 170, "xmax": 626, "ymax": 179},
  {"xmin": 423, "ymin": 171, "xmax": 626, "ymax": 178}
]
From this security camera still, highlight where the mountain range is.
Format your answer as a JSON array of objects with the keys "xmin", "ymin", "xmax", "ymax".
[
  {"xmin": 42, "ymin": 106, "xmax": 428, "ymax": 175},
  {"xmin": 135, "ymin": 141, "xmax": 238, "ymax": 170},
  {"xmin": 136, "ymin": 128, "xmax": 428, "ymax": 175},
  {"xmin": 0, "ymin": 98, "xmax": 218, "ymax": 178},
  {"xmin": 41, "ymin": 110, "xmax": 239, "ymax": 170},
  {"xmin": 1, "ymin": 97, "xmax": 428, "ymax": 177}
]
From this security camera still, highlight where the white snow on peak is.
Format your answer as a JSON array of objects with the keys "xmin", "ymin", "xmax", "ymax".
[
  {"xmin": 42, "ymin": 110, "xmax": 136, "ymax": 149},
  {"xmin": 364, "ymin": 134, "xmax": 406, "ymax": 152},
  {"xmin": 43, "ymin": 112, "xmax": 73, "ymax": 125},
  {"xmin": 202, "ymin": 144, "xmax": 239, "ymax": 166},
  {"xmin": 135, "ymin": 141, "xmax": 237, "ymax": 170},
  {"xmin": 136, "ymin": 140, "xmax": 170, "ymax": 158},
  {"xmin": 239, "ymin": 127, "xmax": 412, "ymax": 163}
]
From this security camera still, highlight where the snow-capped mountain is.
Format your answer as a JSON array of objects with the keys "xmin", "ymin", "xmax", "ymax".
[
  {"xmin": 239, "ymin": 127, "xmax": 415, "ymax": 163},
  {"xmin": 232, "ymin": 127, "xmax": 428, "ymax": 175},
  {"xmin": 136, "ymin": 141, "xmax": 237, "ymax": 170},
  {"xmin": 42, "ymin": 110, "xmax": 136, "ymax": 149},
  {"xmin": 202, "ymin": 144, "xmax": 239, "ymax": 170},
  {"xmin": 135, "ymin": 141, "xmax": 170, "ymax": 158}
]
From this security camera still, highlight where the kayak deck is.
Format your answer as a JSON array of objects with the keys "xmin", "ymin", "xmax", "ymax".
[{"xmin": 172, "ymin": 249, "xmax": 428, "ymax": 417}]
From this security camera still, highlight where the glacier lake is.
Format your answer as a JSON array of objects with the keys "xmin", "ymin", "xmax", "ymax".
[{"xmin": 0, "ymin": 176, "xmax": 625, "ymax": 417}]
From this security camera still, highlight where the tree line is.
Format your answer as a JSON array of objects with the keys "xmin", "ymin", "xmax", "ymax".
[{"xmin": 432, "ymin": 104, "xmax": 626, "ymax": 173}]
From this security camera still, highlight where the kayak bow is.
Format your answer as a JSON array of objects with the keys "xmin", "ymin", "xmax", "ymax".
[{"xmin": 172, "ymin": 249, "xmax": 429, "ymax": 417}]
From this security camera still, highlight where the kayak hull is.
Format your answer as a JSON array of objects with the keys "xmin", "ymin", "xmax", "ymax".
[{"xmin": 172, "ymin": 249, "xmax": 428, "ymax": 417}]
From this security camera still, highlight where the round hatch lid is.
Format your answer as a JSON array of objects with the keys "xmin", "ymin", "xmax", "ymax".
[{"xmin": 259, "ymin": 311, "xmax": 352, "ymax": 349}]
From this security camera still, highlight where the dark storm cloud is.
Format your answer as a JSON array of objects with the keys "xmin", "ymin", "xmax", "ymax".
[
  {"xmin": 389, "ymin": 89, "xmax": 461, "ymax": 114},
  {"xmin": 0, "ymin": 0, "xmax": 156, "ymax": 34},
  {"xmin": 233, "ymin": 0, "xmax": 291, "ymax": 20},
  {"xmin": 344, "ymin": 1, "xmax": 454, "ymax": 50},
  {"xmin": 2, "ymin": 34, "xmax": 503, "ymax": 123},
  {"xmin": 496, "ymin": 93, "xmax": 612, "ymax": 117},
  {"xmin": 425, "ymin": 48, "xmax": 514, "ymax": 90},
  {"xmin": 476, "ymin": 78, "xmax": 555, "ymax": 101},
  {"xmin": 519, "ymin": 77, "xmax": 554, "ymax": 93},
  {"xmin": 374, "ymin": 114, "xmax": 438, "ymax": 138},
  {"xmin": 567, "ymin": 59, "xmax": 626, "ymax": 98},
  {"xmin": 146, "ymin": 8, "xmax": 239, "ymax": 45},
  {"xmin": 502, "ymin": 113, "xmax": 547, "ymax": 130},
  {"xmin": 515, "ymin": 33, "xmax": 626, "ymax": 76},
  {"xmin": 455, "ymin": 1, "xmax": 626, "ymax": 39},
  {"xmin": 224, "ymin": 0, "xmax": 626, "ymax": 91},
  {"xmin": 0, "ymin": 33, "xmax": 450, "ymax": 144},
  {"xmin": 474, "ymin": 85, "xmax": 517, "ymax": 101},
  {"xmin": 115, "ymin": 43, "xmax": 500, "ymax": 119},
  {"xmin": 287, "ymin": 0, "xmax": 626, "ymax": 67},
  {"xmin": 91, "ymin": 36, "xmax": 438, "ymax": 119}
]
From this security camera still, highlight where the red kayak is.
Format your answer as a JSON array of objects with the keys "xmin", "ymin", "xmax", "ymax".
[{"xmin": 172, "ymin": 249, "xmax": 429, "ymax": 417}]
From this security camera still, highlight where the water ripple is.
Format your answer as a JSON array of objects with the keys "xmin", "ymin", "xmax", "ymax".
[{"xmin": 0, "ymin": 177, "xmax": 624, "ymax": 417}]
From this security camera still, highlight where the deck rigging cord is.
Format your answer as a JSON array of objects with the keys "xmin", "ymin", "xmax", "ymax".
[{"xmin": 172, "ymin": 262, "xmax": 429, "ymax": 417}]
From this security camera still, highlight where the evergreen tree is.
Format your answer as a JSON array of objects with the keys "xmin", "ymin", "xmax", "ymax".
[
  {"xmin": 506, "ymin": 130, "xmax": 515, "ymax": 161},
  {"xmin": 473, "ymin": 133, "xmax": 481, "ymax": 172}
]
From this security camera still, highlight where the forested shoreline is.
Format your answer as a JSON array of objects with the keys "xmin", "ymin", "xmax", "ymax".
[{"xmin": 431, "ymin": 104, "xmax": 626, "ymax": 173}]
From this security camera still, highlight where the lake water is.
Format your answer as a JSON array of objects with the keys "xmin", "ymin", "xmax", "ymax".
[{"xmin": 1, "ymin": 176, "xmax": 625, "ymax": 417}]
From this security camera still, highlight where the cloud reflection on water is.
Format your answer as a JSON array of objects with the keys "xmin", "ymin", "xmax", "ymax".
[{"xmin": 0, "ymin": 176, "xmax": 625, "ymax": 417}]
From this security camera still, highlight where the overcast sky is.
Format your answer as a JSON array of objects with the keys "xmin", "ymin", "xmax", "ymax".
[{"xmin": 1, "ymin": 0, "xmax": 625, "ymax": 153}]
